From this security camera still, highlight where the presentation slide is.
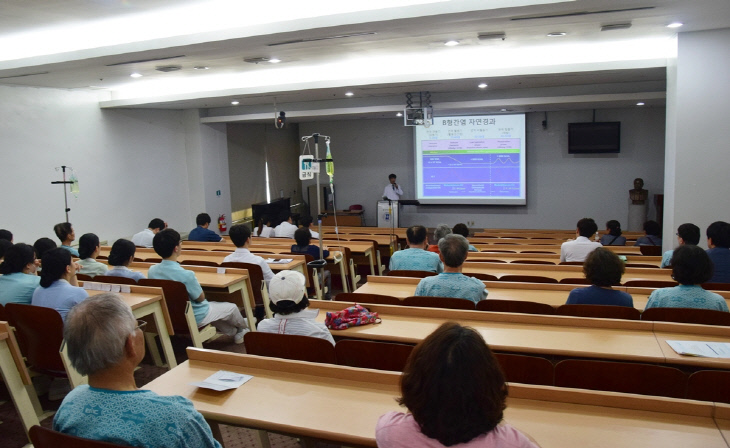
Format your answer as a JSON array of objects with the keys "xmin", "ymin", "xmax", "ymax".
[{"xmin": 414, "ymin": 114, "xmax": 526, "ymax": 205}]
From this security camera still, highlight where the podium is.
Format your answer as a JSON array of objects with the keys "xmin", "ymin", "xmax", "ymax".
[{"xmin": 377, "ymin": 200, "xmax": 399, "ymax": 228}]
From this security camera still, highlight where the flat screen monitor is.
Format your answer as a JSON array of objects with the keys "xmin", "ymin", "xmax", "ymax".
[{"xmin": 568, "ymin": 122, "xmax": 621, "ymax": 154}]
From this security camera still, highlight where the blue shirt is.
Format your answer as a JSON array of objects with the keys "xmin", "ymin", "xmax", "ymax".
[
  {"xmin": 60, "ymin": 245, "xmax": 80, "ymax": 257},
  {"xmin": 414, "ymin": 272, "xmax": 487, "ymax": 304},
  {"xmin": 54, "ymin": 385, "xmax": 221, "ymax": 448},
  {"xmin": 291, "ymin": 245, "xmax": 330, "ymax": 260},
  {"xmin": 661, "ymin": 249, "xmax": 674, "ymax": 268},
  {"xmin": 388, "ymin": 248, "xmax": 443, "ymax": 273},
  {"xmin": 566, "ymin": 285, "xmax": 634, "ymax": 307},
  {"xmin": 188, "ymin": 226, "xmax": 222, "ymax": 242},
  {"xmin": 105, "ymin": 266, "xmax": 146, "ymax": 282},
  {"xmin": 634, "ymin": 236, "xmax": 662, "ymax": 246},
  {"xmin": 707, "ymin": 248, "xmax": 730, "ymax": 283},
  {"xmin": 148, "ymin": 260, "xmax": 208, "ymax": 323},
  {"xmin": 0, "ymin": 272, "xmax": 40, "ymax": 306},
  {"xmin": 31, "ymin": 279, "xmax": 89, "ymax": 321},
  {"xmin": 77, "ymin": 258, "xmax": 108, "ymax": 278},
  {"xmin": 644, "ymin": 285, "xmax": 729, "ymax": 312},
  {"xmin": 600, "ymin": 235, "xmax": 627, "ymax": 246}
]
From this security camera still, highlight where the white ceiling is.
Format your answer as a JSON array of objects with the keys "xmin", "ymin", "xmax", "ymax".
[{"xmin": 1, "ymin": 0, "xmax": 729, "ymax": 122}]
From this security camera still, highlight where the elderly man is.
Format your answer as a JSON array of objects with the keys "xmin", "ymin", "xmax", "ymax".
[
  {"xmin": 53, "ymin": 293, "xmax": 221, "ymax": 448},
  {"xmin": 414, "ymin": 234, "xmax": 487, "ymax": 304}
]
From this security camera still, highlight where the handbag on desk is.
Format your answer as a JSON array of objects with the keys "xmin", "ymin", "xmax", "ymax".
[{"xmin": 325, "ymin": 304, "xmax": 381, "ymax": 330}]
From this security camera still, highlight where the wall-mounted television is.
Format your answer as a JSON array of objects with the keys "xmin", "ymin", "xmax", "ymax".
[{"xmin": 568, "ymin": 122, "xmax": 621, "ymax": 154}]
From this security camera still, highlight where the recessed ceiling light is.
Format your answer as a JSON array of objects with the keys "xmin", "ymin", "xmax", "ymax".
[
  {"xmin": 345, "ymin": 91, "xmax": 354, "ymax": 96},
  {"xmin": 268, "ymin": 58, "xmax": 281, "ymax": 63},
  {"xmin": 396, "ymin": 112, "xmax": 403, "ymax": 117},
  {"xmin": 130, "ymin": 72, "xmax": 142, "ymax": 78},
  {"xmin": 547, "ymin": 32, "xmax": 567, "ymax": 37},
  {"xmin": 194, "ymin": 66, "xmax": 209, "ymax": 70},
  {"xmin": 636, "ymin": 102, "xmax": 645, "ymax": 106},
  {"xmin": 231, "ymin": 100, "xmax": 239, "ymax": 105},
  {"xmin": 444, "ymin": 40, "xmax": 460, "ymax": 46},
  {"xmin": 478, "ymin": 83, "xmax": 488, "ymax": 89},
  {"xmin": 667, "ymin": 22, "xmax": 683, "ymax": 28}
]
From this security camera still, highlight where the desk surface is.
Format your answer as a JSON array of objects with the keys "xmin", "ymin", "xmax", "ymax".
[
  {"xmin": 461, "ymin": 262, "xmax": 673, "ymax": 283},
  {"xmin": 466, "ymin": 252, "xmax": 663, "ymax": 266},
  {"xmin": 472, "ymin": 244, "xmax": 644, "ymax": 255},
  {"xmin": 144, "ymin": 348, "xmax": 729, "ymax": 448}
]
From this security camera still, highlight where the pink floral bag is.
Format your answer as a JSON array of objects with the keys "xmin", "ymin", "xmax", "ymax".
[{"xmin": 325, "ymin": 304, "xmax": 382, "ymax": 330}]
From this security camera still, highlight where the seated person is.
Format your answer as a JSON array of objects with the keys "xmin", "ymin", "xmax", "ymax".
[
  {"xmin": 600, "ymin": 220, "xmax": 626, "ymax": 246},
  {"xmin": 188, "ymin": 213, "xmax": 223, "ymax": 242},
  {"xmin": 389, "ymin": 225, "xmax": 443, "ymax": 273},
  {"xmin": 376, "ymin": 322, "xmax": 539, "ymax": 448},
  {"xmin": 223, "ymin": 224, "xmax": 275, "ymax": 287},
  {"xmin": 149, "ymin": 229, "xmax": 248, "ymax": 343},
  {"xmin": 0, "ymin": 243, "xmax": 40, "ymax": 305},
  {"xmin": 452, "ymin": 223, "xmax": 478, "ymax": 252},
  {"xmin": 566, "ymin": 248, "xmax": 633, "ymax": 307},
  {"xmin": 33, "ymin": 237, "xmax": 57, "ymax": 262},
  {"xmin": 291, "ymin": 228, "xmax": 332, "ymax": 300},
  {"xmin": 0, "ymin": 228, "xmax": 12, "ymax": 242},
  {"xmin": 257, "ymin": 270, "xmax": 335, "ymax": 345},
  {"xmin": 54, "ymin": 293, "xmax": 221, "ymax": 448},
  {"xmin": 415, "ymin": 234, "xmax": 487, "ymax": 304},
  {"xmin": 560, "ymin": 218, "xmax": 602, "ymax": 262},
  {"xmin": 253, "ymin": 215, "xmax": 274, "ymax": 238},
  {"xmin": 427, "ymin": 224, "xmax": 452, "ymax": 254},
  {"xmin": 0, "ymin": 239, "xmax": 11, "ymax": 262},
  {"xmin": 301, "ymin": 216, "xmax": 319, "ymax": 238},
  {"xmin": 634, "ymin": 220, "xmax": 662, "ymax": 246},
  {"xmin": 31, "ymin": 248, "xmax": 88, "ymax": 321},
  {"xmin": 106, "ymin": 239, "xmax": 146, "ymax": 282},
  {"xmin": 644, "ymin": 245, "xmax": 729, "ymax": 312},
  {"xmin": 131, "ymin": 218, "xmax": 166, "ymax": 247},
  {"xmin": 661, "ymin": 223, "xmax": 700, "ymax": 268},
  {"xmin": 706, "ymin": 221, "xmax": 730, "ymax": 283},
  {"xmin": 273, "ymin": 214, "xmax": 298, "ymax": 238},
  {"xmin": 76, "ymin": 233, "xmax": 108, "ymax": 277},
  {"xmin": 54, "ymin": 222, "xmax": 80, "ymax": 256}
]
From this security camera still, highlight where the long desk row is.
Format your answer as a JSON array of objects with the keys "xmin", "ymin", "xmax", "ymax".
[{"xmin": 467, "ymin": 251, "xmax": 663, "ymax": 266}]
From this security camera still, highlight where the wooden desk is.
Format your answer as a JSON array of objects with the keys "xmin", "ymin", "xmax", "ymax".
[
  {"xmin": 461, "ymin": 262, "xmax": 673, "ymax": 283},
  {"xmin": 0, "ymin": 323, "xmax": 40, "ymax": 441},
  {"xmin": 144, "ymin": 348, "xmax": 730, "ymax": 448},
  {"xmin": 466, "ymin": 251, "xmax": 663, "ymax": 267},
  {"xmin": 473, "ymin": 244, "xmax": 645, "ymax": 255}
]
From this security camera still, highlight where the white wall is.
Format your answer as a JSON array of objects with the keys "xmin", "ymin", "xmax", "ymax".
[
  {"xmin": 0, "ymin": 85, "xmax": 195, "ymax": 244},
  {"xmin": 301, "ymin": 107, "xmax": 666, "ymax": 230}
]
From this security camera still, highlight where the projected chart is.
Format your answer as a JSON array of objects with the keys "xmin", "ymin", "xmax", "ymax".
[{"xmin": 421, "ymin": 138, "xmax": 521, "ymax": 197}]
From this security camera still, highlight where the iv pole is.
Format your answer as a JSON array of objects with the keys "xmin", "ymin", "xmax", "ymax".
[{"xmin": 51, "ymin": 165, "xmax": 74, "ymax": 222}]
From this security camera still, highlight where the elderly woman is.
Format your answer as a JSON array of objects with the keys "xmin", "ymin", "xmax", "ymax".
[
  {"xmin": 427, "ymin": 223, "xmax": 452, "ymax": 254},
  {"xmin": 54, "ymin": 293, "xmax": 222, "ymax": 447},
  {"xmin": 566, "ymin": 248, "xmax": 633, "ymax": 307},
  {"xmin": 376, "ymin": 322, "xmax": 540, "ymax": 448}
]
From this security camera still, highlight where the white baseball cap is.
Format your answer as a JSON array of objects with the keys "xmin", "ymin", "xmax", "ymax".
[{"xmin": 268, "ymin": 270, "xmax": 306, "ymax": 304}]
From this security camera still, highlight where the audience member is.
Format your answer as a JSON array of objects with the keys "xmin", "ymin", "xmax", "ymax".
[
  {"xmin": 0, "ymin": 228, "xmax": 12, "ymax": 242},
  {"xmin": 257, "ymin": 270, "xmax": 335, "ymax": 345},
  {"xmin": 389, "ymin": 225, "xmax": 443, "ymax": 273},
  {"xmin": 291, "ymin": 228, "xmax": 332, "ymax": 300},
  {"xmin": 76, "ymin": 233, "xmax": 108, "ymax": 278},
  {"xmin": 273, "ymin": 213, "xmax": 298, "ymax": 238},
  {"xmin": 106, "ymin": 239, "xmax": 146, "ymax": 282},
  {"xmin": 427, "ymin": 224, "xmax": 452, "ymax": 254},
  {"xmin": 661, "ymin": 223, "xmax": 700, "ymax": 268},
  {"xmin": 0, "ymin": 243, "xmax": 40, "ymax": 305},
  {"xmin": 188, "ymin": 213, "xmax": 223, "ymax": 242},
  {"xmin": 223, "ymin": 224, "xmax": 275, "ymax": 287},
  {"xmin": 415, "ymin": 234, "xmax": 487, "ymax": 304},
  {"xmin": 706, "ymin": 221, "xmax": 730, "ymax": 283},
  {"xmin": 634, "ymin": 220, "xmax": 662, "ymax": 246},
  {"xmin": 300, "ymin": 216, "xmax": 319, "ymax": 239},
  {"xmin": 644, "ymin": 245, "xmax": 729, "ymax": 311},
  {"xmin": 149, "ymin": 229, "xmax": 248, "ymax": 343},
  {"xmin": 253, "ymin": 215, "xmax": 274, "ymax": 238},
  {"xmin": 565, "ymin": 248, "xmax": 633, "ymax": 307},
  {"xmin": 54, "ymin": 293, "xmax": 222, "ymax": 448},
  {"xmin": 31, "ymin": 248, "xmax": 88, "ymax": 321},
  {"xmin": 33, "ymin": 237, "xmax": 57, "ymax": 262},
  {"xmin": 452, "ymin": 223, "xmax": 478, "ymax": 252},
  {"xmin": 600, "ymin": 220, "xmax": 626, "ymax": 246},
  {"xmin": 0, "ymin": 239, "xmax": 12, "ymax": 262},
  {"xmin": 54, "ymin": 222, "xmax": 79, "ymax": 256},
  {"xmin": 131, "ymin": 218, "xmax": 166, "ymax": 247},
  {"xmin": 376, "ymin": 322, "xmax": 539, "ymax": 448},
  {"xmin": 560, "ymin": 218, "xmax": 601, "ymax": 262}
]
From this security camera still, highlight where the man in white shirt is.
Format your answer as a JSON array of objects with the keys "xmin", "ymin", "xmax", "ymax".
[
  {"xmin": 131, "ymin": 218, "xmax": 166, "ymax": 247},
  {"xmin": 560, "ymin": 218, "xmax": 602, "ymax": 262},
  {"xmin": 273, "ymin": 214, "xmax": 298, "ymax": 239},
  {"xmin": 383, "ymin": 173, "xmax": 403, "ymax": 201},
  {"xmin": 257, "ymin": 270, "xmax": 335, "ymax": 345},
  {"xmin": 223, "ymin": 225, "xmax": 275, "ymax": 287}
]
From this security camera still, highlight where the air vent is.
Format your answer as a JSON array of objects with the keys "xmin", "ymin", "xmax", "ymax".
[
  {"xmin": 0, "ymin": 71, "xmax": 49, "ymax": 80},
  {"xmin": 268, "ymin": 32, "xmax": 377, "ymax": 47},
  {"xmin": 511, "ymin": 6, "xmax": 654, "ymax": 21},
  {"xmin": 243, "ymin": 57, "xmax": 271, "ymax": 64},
  {"xmin": 106, "ymin": 55, "xmax": 185, "ymax": 67},
  {"xmin": 478, "ymin": 32, "xmax": 506, "ymax": 41},
  {"xmin": 601, "ymin": 23, "xmax": 632, "ymax": 31},
  {"xmin": 155, "ymin": 65, "xmax": 182, "ymax": 72}
]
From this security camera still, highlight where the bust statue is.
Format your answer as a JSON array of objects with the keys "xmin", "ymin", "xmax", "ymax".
[{"xmin": 629, "ymin": 178, "xmax": 648, "ymax": 205}]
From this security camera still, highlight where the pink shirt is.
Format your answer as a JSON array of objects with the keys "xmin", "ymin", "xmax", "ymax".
[{"xmin": 376, "ymin": 412, "xmax": 539, "ymax": 448}]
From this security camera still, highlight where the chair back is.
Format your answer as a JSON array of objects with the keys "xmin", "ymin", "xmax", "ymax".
[
  {"xmin": 556, "ymin": 304, "xmax": 641, "ymax": 320},
  {"xmin": 559, "ymin": 261, "xmax": 584, "ymax": 266},
  {"xmin": 335, "ymin": 292, "xmax": 401, "ymax": 306},
  {"xmin": 625, "ymin": 263, "xmax": 660, "ymax": 269},
  {"xmin": 5, "ymin": 303, "xmax": 66, "ymax": 373},
  {"xmin": 494, "ymin": 353, "xmax": 553, "ymax": 386},
  {"xmin": 499, "ymin": 275, "xmax": 559, "ymax": 284},
  {"xmin": 521, "ymin": 250, "xmax": 555, "ymax": 254},
  {"xmin": 479, "ymin": 249, "xmax": 517, "ymax": 253},
  {"xmin": 467, "ymin": 272, "xmax": 499, "ymax": 281},
  {"xmin": 476, "ymin": 299, "xmax": 555, "ymax": 315},
  {"xmin": 622, "ymin": 280, "xmax": 678, "ymax": 288},
  {"xmin": 403, "ymin": 295, "xmax": 475, "ymax": 310},
  {"xmin": 702, "ymin": 283, "xmax": 730, "ymax": 291},
  {"xmin": 220, "ymin": 262, "xmax": 265, "ymax": 307},
  {"xmin": 92, "ymin": 275, "xmax": 138, "ymax": 285},
  {"xmin": 687, "ymin": 370, "xmax": 730, "ymax": 403},
  {"xmin": 640, "ymin": 246, "xmax": 663, "ymax": 256},
  {"xmin": 30, "ymin": 425, "xmax": 129, "ymax": 448},
  {"xmin": 180, "ymin": 260, "xmax": 220, "ymax": 267},
  {"xmin": 510, "ymin": 260, "xmax": 555, "ymax": 265},
  {"xmin": 558, "ymin": 277, "xmax": 592, "ymax": 284},
  {"xmin": 0, "ymin": 303, "xmax": 5, "ymax": 321},
  {"xmin": 554, "ymin": 359, "xmax": 687, "ymax": 398},
  {"xmin": 243, "ymin": 332, "xmax": 337, "ymax": 364},
  {"xmin": 387, "ymin": 270, "xmax": 437, "ymax": 278},
  {"xmin": 138, "ymin": 279, "xmax": 193, "ymax": 335},
  {"xmin": 335, "ymin": 339, "xmax": 413, "ymax": 371},
  {"xmin": 641, "ymin": 307, "xmax": 730, "ymax": 326},
  {"xmin": 76, "ymin": 273, "xmax": 93, "ymax": 281}
]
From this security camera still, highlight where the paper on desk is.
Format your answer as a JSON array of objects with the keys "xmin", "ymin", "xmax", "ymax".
[
  {"xmin": 265, "ymin": 258, "xmax": 293, "ymax": 264},
  {"xmin": 190, "ymin": 370, "xmax": 253, "ymax": 391},
  {"xmin": 666, "ymin": 340, "xmax": 730, "ymax": 358}
]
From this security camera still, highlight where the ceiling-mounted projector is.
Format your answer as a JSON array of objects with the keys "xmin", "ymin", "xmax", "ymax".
[{"xmin": 404, "ymin": 107, "xmax": 433, "ymax": 128}]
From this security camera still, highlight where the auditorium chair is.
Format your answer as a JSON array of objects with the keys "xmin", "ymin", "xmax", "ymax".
[
  {"xmin": 244, "ymin": 332, "xmax": 337, "ymax": 364},
  {"xmin": 477, "ymin": 299, "xmax": 555, "ymax": 315},
  {"xmin": 403, "ymin": 295, "xmax": 475, "ymax": 310},
  {"xmin": 30, "ymin": 426, "xmax": 128, "ymax": 448},
  {"xmin": 335, "ymin": 339, "xmax": 414, "ymax": 371},
  {"xmin": 494, "ymin": 353, "xmax": 553, "ymax": 386},
  {"xmin": 687, "ymin": 370, "xmax": 730, "ymax": 403},
  {"xmin": 387, "ymin": 270, "xmax": 437, "ymax": 278},
  {"xmin": 335, "ymin": 292, "xmax": 401, "ymax": 306},
  {"xmin": 641, "ymin": 307, "xmax": 730, "ymax": 326},
  {"xmin": 555, "ymin": 304, "xmax": 641, "ymax": 320}
]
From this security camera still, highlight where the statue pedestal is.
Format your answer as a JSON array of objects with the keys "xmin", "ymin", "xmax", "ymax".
[{"xmin": 628, "ymin": 203, "xmax": 647, "ymax": 231}]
